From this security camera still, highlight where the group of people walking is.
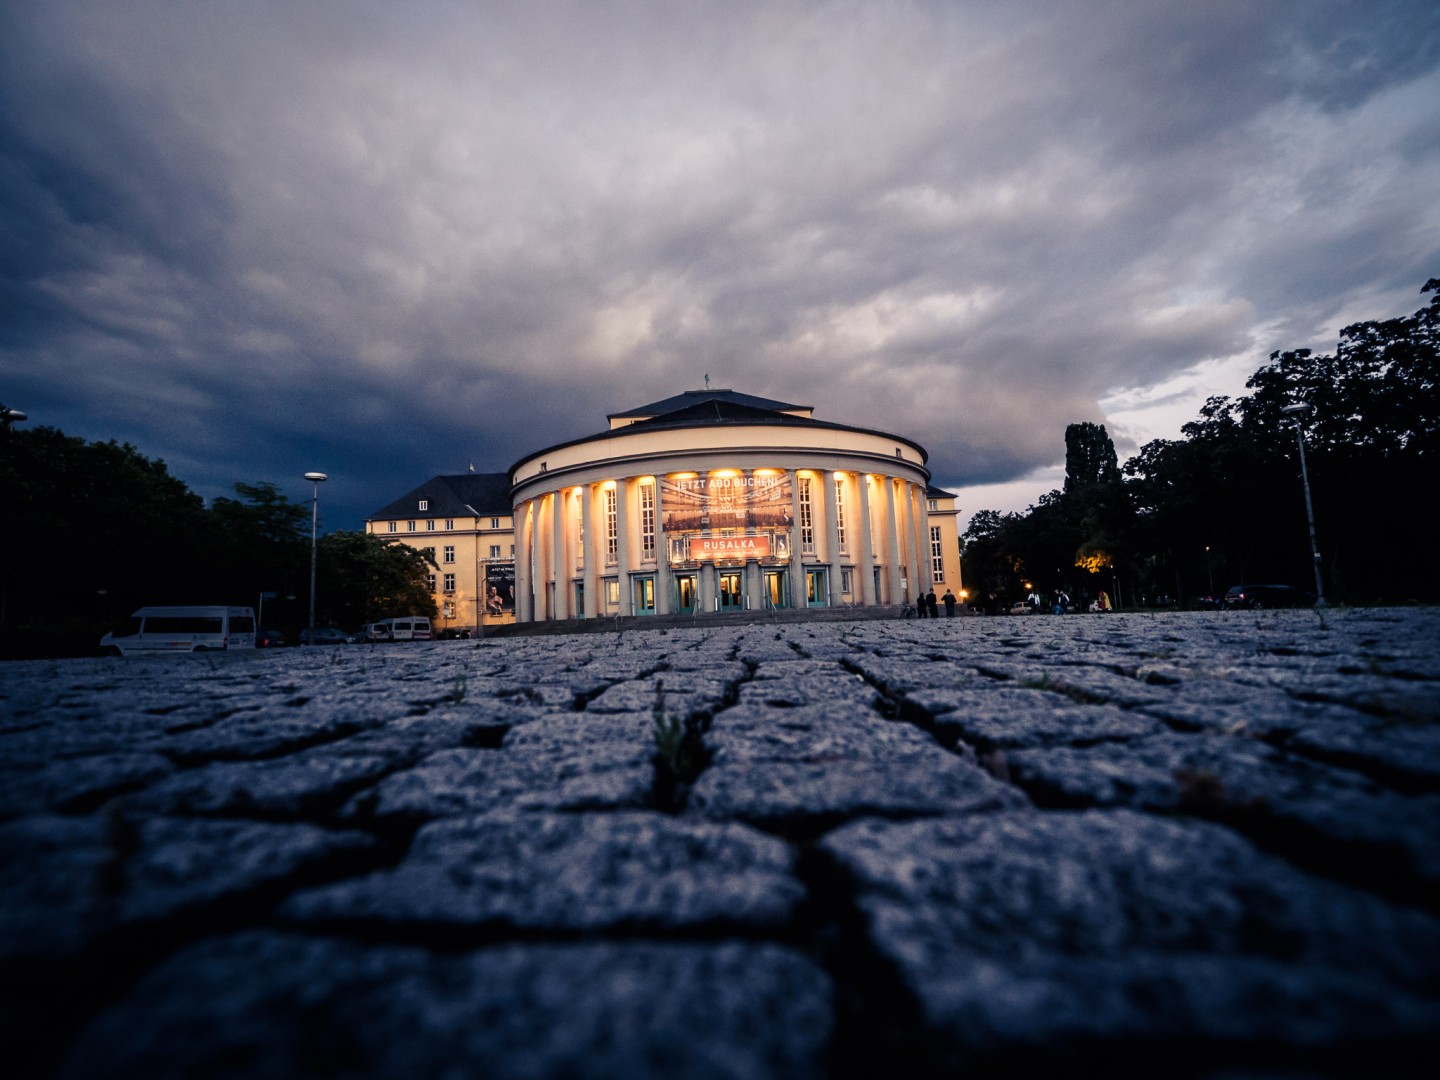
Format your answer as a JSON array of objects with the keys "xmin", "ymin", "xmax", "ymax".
[{"xmin": 912, "ymin": 587, "xmax": 959, "ymax": 618}]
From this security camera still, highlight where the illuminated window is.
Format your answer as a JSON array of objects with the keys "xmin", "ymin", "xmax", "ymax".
[
  {"xmin": 835, "ymin": 479, "xmax": 847, "ymax": 551},
  {"xmin": 443, "ymin": 601, "xmax": 455, "ymax": 618},
  {"xmin": 798, "ymin": 476, "xmax": 814, "ymax": 552},
  {"xmin": 605, "ymin": 486, "xmax": 618, "ymax": 562},
  {"xmin": 426, "ymin": 573, "xmax": 436, "ymax": 591},
  {"xmin": 931, "ymin": 526, "xmax": 945, "ymax": 580},
  {"xmin": 640, "ymin": 483, "xmax": 656, "ymax": 560}
]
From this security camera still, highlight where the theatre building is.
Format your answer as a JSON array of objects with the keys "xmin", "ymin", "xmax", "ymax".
[{"xmin": 508, "ymin": 389, "xmax": 962, "ymax": 623}]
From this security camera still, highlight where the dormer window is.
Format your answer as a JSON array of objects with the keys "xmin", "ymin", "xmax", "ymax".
[{"xmin": 418, "ymin": 500, "xmax": 428, "ymax": 511}]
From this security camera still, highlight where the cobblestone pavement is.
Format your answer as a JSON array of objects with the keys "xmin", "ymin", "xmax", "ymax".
[{"xmin": 3, "ymin": 608, "xmax": 1439, "ymax": 1078}]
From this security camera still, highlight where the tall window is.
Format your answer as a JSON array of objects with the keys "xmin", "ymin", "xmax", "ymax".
[
  {"xmin": 640, "ymin": 483, "xmax": 656, "ymax": 560},
  {"xmin": 426, "ymin": 573, "xmax": 436, "ymax": 591},
  {"xmin": 388, "ymin": 521, "xmax": 397, "ymax": 533},
  {"xmin": 407, "ymin": 521, "xmax": 416, "ymax": 532},
  {"xmin": 426, "ymin": 520, "xmax": 436, "ymax": 531},
  {"xmin": 835, "ymin": 479, "xmax": 847, "ymax": 551},
  {"xmin": 605, "ymin": 486, "xmax": 618, "ymax": 563},
  {"xmin": 443, "ymin": 545, "xmax": 455, "ymax": 564},
  {"xmin": 422, "ymin": 546, "xmax": 435, "ymax": 560},
  {"xmin": 443, "ymin": 573, "xmax": 455, "ymax": 593},
  {"xmin": 798, "ymin": 476, "xmax": 814, "ymax": 551},
  {"xmin": 490, "ymin": 517, "xmax": 500, "ymax": 529},
  {"xmin": 489, "ymin": 545, "xmax": 501, "ymax": 559},
  {"xmin": 444, "ymin": 519, "xmax": 454, "ymax": 530},
  {"xmin": 930, "ymin": 526, "xmax": 945, "ymax": 581}
]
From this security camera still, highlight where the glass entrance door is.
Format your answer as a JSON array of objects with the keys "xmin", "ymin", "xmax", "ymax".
[
  {"xmin": 675, "ymin": 574, "xmax": 696, "ymax": 614},
  {"xmin": 719, "ymin": 572, "xmax": 743, "ymax": 610},
  {"xmin": 764, "ymin": 570, "xmax": 787, "ymax": 610},
  {"xmin": 633, "ymin": 575, "xmax": 655, "ymax": 615},
  {"xmin": 806, "ymin": 568, "xmax": 827, "ymax": 607}
]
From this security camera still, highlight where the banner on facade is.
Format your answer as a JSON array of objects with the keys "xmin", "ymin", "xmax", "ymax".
[
  {"xmin": 660, "ymin": 473, "xmax": 792, "ymax": 533},
  {"xmin": 484, "ymin": 562, "xmax": 515, "ymax": 615},
  {"xmin": 688, "ymin": 535, "xmax": 773, "ymax": 561}
]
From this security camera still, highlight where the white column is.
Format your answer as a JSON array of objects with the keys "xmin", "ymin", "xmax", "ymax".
[
  {"xmin": 823, "ymin": 470, "xmax": 842, "ymax": 605},
  {"xmin": 913, "ymin": 484, "xmax": 931, "ymax": 595},
  {"xmin": 788, "ymin": 470, "xmax": 805, "ymax": 608},
  {"xmin": 653, "ymin": 478, "xmax": 671, "ymax": 614},
  {"xmin": 583, "ymin": 484, "xmax": 599, "ymax": 619},
  {"xmin": 856, "ymin": 474, "xmax": 875, "ymax": 605},
  {"xmin": 614, "ymin": 479, "xmax": 631, "ymax": 613},
  {"xmin": 516, "ymin": 500, "xmax": 532, "ymax": 622},
  {"xmin": 884, "ymin": 475, "xmax": 902, "ymax": 605},
  {"xmin": 551, "ymin": 490, "xmax": 567, "ymax": 619}
]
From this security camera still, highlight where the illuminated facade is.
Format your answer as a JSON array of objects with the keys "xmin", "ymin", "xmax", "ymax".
[
  {"xmin": 508, "ymin": 389, "xmax": 962, "ymax": 621},
  {"xmin": 366, "ymin": 473, "xmax": 516, "ymax": 632}
]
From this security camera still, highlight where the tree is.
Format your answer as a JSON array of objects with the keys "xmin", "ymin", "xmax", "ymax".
[{"xmin": 314, "ymin": 532, "xmax": 438, "ymax": 628}]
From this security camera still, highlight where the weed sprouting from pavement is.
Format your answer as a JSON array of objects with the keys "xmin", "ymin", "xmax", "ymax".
[
  {"xmin": 651, "ymin": 679, "xmax": 706, "ymax": 791},
  {"xmin": 450, "ymin": 673, "xmax": 467, "ymax": 705}
]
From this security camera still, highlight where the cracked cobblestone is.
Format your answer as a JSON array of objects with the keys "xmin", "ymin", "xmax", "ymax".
[{"xmin": 2, "ymin": 608, "xmax": 1438, "ymax": 1078}]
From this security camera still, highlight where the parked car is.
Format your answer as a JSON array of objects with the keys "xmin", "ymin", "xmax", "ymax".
[
  {"xmin": 1223, "ymin": 584, "xmax": 1314, "ymax": 610},
  {"xmin": 1194, "ymin": 595, "xmax": 1225, "ymax": 610},
  {"xmin": 298, "ymin": 626, "xmax": 354, "ymax": 645},
  {"xmin": 257, "ymin": 627, "xmax": 287, "ymax": 648}
]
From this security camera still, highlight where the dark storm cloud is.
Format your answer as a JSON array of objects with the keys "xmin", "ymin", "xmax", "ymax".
[{"xmin": 2, "ymin": 0, "xmax": 1437, "ymax": 527}]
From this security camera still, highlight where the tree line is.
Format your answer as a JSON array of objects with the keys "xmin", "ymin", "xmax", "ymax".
[
  {"xmin": 0, "ymin": 433, "xmax": 437, "ymax": 658},
  {"xmin": 961, "ymin": 277, "xmax": 1439, "ymax": 610}
]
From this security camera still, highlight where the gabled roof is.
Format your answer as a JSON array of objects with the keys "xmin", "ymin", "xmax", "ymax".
[
  {"xmin": 368, "ymin": 472, "xmax": 511, "ymax": 521},
  {"xmin": 608, "ymin": 388, "xmax": 813, "ymax": 428}
]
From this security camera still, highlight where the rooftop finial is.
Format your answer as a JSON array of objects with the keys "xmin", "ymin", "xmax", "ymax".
[{"xmin": 704, "ymin": 373, "xmax": 710, "ymax": 390}]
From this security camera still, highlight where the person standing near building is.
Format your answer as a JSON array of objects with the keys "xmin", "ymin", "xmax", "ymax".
[
  {"xmin": 942, "ymin": 589, "xmax": 957, "ymax": 617},
  {"xmin": 926, "ymin": 588, "xmax": 939, "ymax": 619}
]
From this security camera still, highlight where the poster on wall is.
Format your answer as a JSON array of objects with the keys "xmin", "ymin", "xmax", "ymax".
[
  {"xmin": 660, "ymin": 473, "xmax": 792, "ymax": 534},
  {"xmin": 484, "ymin": 562, "xmax": 515, "ymax": 615}
]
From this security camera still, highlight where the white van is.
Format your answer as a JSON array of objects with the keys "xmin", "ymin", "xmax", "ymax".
[
  {"xmin": 100, "ymin": 606, "xmax": 257, "ymax": 656},
  {"xmin": 372, "ymin": 616, "xmax": 432, "ymax": 641}
]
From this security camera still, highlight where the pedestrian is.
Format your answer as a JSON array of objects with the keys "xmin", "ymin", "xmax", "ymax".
[
  {"xmin": 942, "ymin": 589, "xmax": 957, "ymax": 617},
  {"xmin": 926, "ymin": 588, "xmax": 939, "ymax": 619},
  {"xmin": 913, "ymin": 591, "xmax": 926, "ymax": 618}
]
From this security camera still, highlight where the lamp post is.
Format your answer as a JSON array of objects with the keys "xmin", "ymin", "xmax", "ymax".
[
  {"xmin": 304, "ymin": 472, "xmax": 328, "ymax": 643},
  {"xmin": 1279, "ymin": 404, "xmax": 1326, "ymax": 606}
]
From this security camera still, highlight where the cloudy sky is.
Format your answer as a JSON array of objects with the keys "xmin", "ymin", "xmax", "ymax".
[{"xmin": 3, "ymin": 1, "xmax": 1438, "ymax": 532}]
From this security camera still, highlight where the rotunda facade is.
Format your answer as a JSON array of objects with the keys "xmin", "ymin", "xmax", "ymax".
[{"xmin": 509, "ymin": 389, "xmax": 949, "ymax": 622}]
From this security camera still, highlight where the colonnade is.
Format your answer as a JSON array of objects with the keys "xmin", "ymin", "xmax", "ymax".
[{"xmin": 512, "ymin": 466, "xmax": 934, "ymax": 622}]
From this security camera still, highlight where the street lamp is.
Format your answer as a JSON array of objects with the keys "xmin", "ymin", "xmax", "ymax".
[
  {"xmin": 1279, "ymin": 404, "xmax": 1326, "ymax": 606},
  {"xmin": 304, "ymin": 472, "xmax": 328, "ymax": 642}
]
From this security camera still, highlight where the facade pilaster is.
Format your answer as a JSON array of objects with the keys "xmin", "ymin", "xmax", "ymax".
[{"xmin": 551, "ymin": 490, "xmax": 567, "ymax": 620}]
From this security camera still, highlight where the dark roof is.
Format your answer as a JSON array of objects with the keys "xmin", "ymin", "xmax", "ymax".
[
  {"xmin": 608, "ymin": 388, "xmax": 810, "ymax": 421},
  {"xmin": 368, "ymin": 472, "xmax": 512, "ymax": 520},
  {"xmin": 627, "ymin": 399, "xmax": 824, "ymax": 430}
]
